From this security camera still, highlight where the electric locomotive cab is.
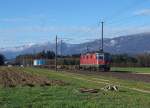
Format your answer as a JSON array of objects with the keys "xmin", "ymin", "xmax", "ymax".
[{"xmin": 96, "ymin": 52, "xmax": 111, "ymax": 71}]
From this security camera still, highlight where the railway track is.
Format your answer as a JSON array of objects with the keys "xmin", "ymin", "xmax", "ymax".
[
  {"xmin": 57, "ymin": 68, "xmax": 150, "ymax": 83},
  {"xmin": 37, "ymin": 65, "xmax": 150, "ymax": 83}
]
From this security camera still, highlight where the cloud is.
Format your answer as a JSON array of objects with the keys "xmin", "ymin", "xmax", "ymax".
[
  {"xmin": 108, "ymin": 26, "xmax": 150, "ymax": 37},
  {"xmin": 1, "ymin": 25, "xmax": 150, "ymax": 45},
  {"xmin": 134, "ymin": 9, "xmax": 150, "ymax": 16},
  {"xmin": 0, "ymin": 25, "xmax": 149, "ymax": 37},
  {"xmin": 0, "ymin": 26, "xmax": 100, "ymax": 42},
  {"xmin": 0, "ymin": 17, "xmax": 32, "ymax": 23},
  {"xmin": 0, "ymin": 14, "xmax": 55, "ymax": 23}
]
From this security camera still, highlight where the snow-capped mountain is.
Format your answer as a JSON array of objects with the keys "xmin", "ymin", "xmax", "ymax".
[
  {"xmin": 1, "ymin": 32, "xmax": 150, "ymax": 59},
  {"xmin": 0, "ymin": 43, "xmax": 35, "ymax": 52}
]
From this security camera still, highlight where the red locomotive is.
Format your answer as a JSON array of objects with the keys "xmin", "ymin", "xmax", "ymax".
[
  {"xmin": 80, "ymin": 21, "xmax": 111, "ymax": 71},
  {"xmin": 80, "ymin": 51, "xmax": 111, "ymax": 71}
]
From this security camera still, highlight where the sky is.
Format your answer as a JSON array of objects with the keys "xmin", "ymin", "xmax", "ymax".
[{"xmin": 0, "ymin": 0, "xmax": 150, "ymax": 48}]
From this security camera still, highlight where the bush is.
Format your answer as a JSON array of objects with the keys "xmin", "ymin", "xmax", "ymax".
[{"xmin": 0, "ymin": 54, "xmax": 5, "ymax": 65}]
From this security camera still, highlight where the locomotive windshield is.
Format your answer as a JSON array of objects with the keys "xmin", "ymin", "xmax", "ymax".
[
  {"xmin": 96, "ymin": 54, "xmax": 104, "ymax": 60},
  {"xmin": 96, "ymin": 53, "xmax": 111, "ymax": 61}
]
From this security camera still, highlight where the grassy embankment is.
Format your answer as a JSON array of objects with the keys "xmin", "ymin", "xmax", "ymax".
[{"xmin": 111, "ymin": 67, "xmax": 150, "ymax": 74}]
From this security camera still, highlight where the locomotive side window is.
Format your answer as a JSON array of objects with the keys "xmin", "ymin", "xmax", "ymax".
[
  {"xmin": 82, "ymin": 55, "xmax": 84, "ymax": 59},
  {"xmin": 104, "ymin": 54, "xmax": 111, "ymax": 61},
  {"xmin": 83, "ymin": 55, "xmax": 85, "ymax": 59},
  {"xmin": 90, "ymin": 55, "xmax": 92, "ymax": 59}
]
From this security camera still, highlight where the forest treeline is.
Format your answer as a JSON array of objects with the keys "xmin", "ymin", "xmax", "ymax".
[{"xmin": 14, "ymin": 50, "xmax": 150, "ymax": 67}]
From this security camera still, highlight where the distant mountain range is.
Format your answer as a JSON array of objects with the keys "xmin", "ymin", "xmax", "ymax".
[{"xmin": 1, "ymin": 32, "xmax": 150, "ymax": 59}]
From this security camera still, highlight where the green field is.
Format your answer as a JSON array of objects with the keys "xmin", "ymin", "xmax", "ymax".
[
  {"xmin": 0, "ymin": 67, "xmax": 150, "ymax": 108},
  {"xmin": 111, "ymin": 67, "xmax": 150, "ymax": 73}
]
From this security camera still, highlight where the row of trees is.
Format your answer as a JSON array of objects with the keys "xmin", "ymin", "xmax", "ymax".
[
  {"xmin": 15, "ymin": 51, "xmax": 81, "ymax": 66},
  {"xmin": 15, "ymin": 50, "xmax": 55, "ymax": 66},
  {"xmin": 13, "ymin": 51, "xmax": 150, "ymax": 67},
  {"xmin": 16, "ymin": 50, "xmax": 55, "ymax": 60},
  {"xmin": 111, "ymin": 53, "xmax": 150, "ymax": 67},
  {"xmin": 0, "ymin": 54, "xmax": 5, "ymax": 65},
  {"xmin": 56, "ymin": 53, "xmax": 150, "ymax": 67}
]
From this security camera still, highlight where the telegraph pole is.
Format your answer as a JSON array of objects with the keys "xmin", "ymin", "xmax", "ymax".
[
  {"xmin": 60, "ymin": 39, "xmax": 63, "ymax": 57},
  {"xmin": 60, "ymin": 38, "xmax": 63, "ymax": 69},
  {"xmin": 55, "ymin": 35, "xmax": 58, "ymax": 71},
  {"xmin": 101, "ymin": 21, "xmax": 104, "ymax": 52},
  {"xmin": 22, "ymin": 55, "xmax": 25, "ymax": 67},
  {"xmin": 33, "ymin": 48, "xmax": 36, "ymax": 66}
]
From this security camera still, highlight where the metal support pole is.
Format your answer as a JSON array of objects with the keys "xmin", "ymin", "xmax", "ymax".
[
  {"xmin": 55, "ymin": 35, "xmax": 58, "ymax": 71},
  {"xmin": 101, "ymin": 21, "xmax": 104, "ymax": 52}
]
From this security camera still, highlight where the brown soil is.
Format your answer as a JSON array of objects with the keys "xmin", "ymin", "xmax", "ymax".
[{"xmin": 0, "ymin": 71, "xmax": 67, "ymax": 88}]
